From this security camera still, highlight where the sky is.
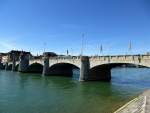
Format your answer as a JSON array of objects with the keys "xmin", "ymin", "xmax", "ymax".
[{"xmin": 0, "ymin": 0, "xmax": 150, "ymax": 55}]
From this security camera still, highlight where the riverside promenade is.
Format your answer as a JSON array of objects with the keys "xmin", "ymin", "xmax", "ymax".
[{"xmin": 114, "ymin": 89, "xmax": 150, "ymax": 113}]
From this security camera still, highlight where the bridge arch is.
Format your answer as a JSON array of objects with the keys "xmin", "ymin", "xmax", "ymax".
[
  {"xmin": 50, "ymin": 61, "xmax": 80, "ymax": 69},
  {"xmin": 0, "ymin": 63, "xmax": 5, "ymax": 69},
  {"xmin": 89, "ymin": 62, "xmax": 150, "ymax": 81},
  {"xmin": 27, "ymin": 63, "xmax": 43, "ymax": 73},
  {"xmin": 15, "ymin": 64, "xmax": 19, "ymax": 71},
  {"xmin": 7, "ymin": 64, "xmax": 12, "ymax": 70},
  {"xmin": 47, "ymin": 62, "xmax": 80, "ymax": 77},
  {"xmin": 90, "ymin": 62, "xmax": 150, "ymax": 69},
  {"xmin": 29, "ymin": 60, "xmax": 43, "ymax": 66}
]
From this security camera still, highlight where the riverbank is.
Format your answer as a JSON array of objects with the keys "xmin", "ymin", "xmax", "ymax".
[{"xmin": 114, "ymin": 89, "xmax": 150, "ymax": 113}]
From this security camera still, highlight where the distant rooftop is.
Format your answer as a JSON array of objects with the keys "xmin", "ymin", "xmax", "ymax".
[
  {"xmin": 8, "ymin": 50, "xmax": 31, "ymax": 54},
  {"xmin": 43, "ymin": 52, "xmax": 57, "ymax": 57}
]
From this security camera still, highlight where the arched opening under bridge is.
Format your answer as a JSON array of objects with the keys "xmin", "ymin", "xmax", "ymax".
[
  {"xmin": 27, "ymin": 63, "xmax": 43, "ymax": 73},
  {"xmin": 47, "ymin": 63, "xmax": 80, "ymax": 77},
  {"xmin": 7, "ymin": 64, "xmax": 12, "ymax": 70},
  {"xmin": 15, "ymin": 64, "xmax": 19, "ymax": 71},
  {"xmin": 0, "ymin": 63, "xmax": 5, "ymax": 69},
  {"xmin": 89, "ymin": 63, "xmax": 149, "ymax": 81}
]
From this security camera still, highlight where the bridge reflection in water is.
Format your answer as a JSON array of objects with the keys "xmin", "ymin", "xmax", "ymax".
[{"xmin": 3, "ymin": 54, "xmax": 150, "ymax": 81}]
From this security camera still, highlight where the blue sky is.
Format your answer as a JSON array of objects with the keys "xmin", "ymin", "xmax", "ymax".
[{"xmin": 0, "ymin": 0, "xmax": 150, "ymax": 55}]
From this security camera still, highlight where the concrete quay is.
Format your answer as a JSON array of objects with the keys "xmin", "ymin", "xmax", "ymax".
[{"xmin": 114, "ymin": 89, "xmax": 150, "ymax": 113}]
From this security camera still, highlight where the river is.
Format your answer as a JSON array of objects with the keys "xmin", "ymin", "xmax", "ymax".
[{"xmin": 0, "ymin": 68, "xmax": 150, "ymax": 113}]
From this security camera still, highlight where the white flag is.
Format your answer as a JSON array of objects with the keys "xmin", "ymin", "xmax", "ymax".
[{"xmin": 129, "ymin": 41, "xmax": 132, "ymax": 51}]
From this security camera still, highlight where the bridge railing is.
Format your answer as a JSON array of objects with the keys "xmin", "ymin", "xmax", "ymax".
[
  {"xmin": 48, "ymin": 56, "xmax": 81, "ymax": 60},
  {"xmin": 27, "ymin": 54, "xmax": 150, "ymax": 61},
  {"xmin": 90, "ymin": 55, "xmax": 150, "ymax": 61},
  {"xmin": 5, "ymin": 55, "xmax": 150, "ymax": 63}
]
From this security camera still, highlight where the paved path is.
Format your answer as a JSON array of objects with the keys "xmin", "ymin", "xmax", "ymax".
[
  {"xmin": 114, "ymin": 89, "xmax": 150, "ymax": 113},
  {"xmin": 142, "ymin": 90, "xmax": 150, "ymax": 113}
]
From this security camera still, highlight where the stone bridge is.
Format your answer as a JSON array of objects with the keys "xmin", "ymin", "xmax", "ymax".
[{"xmin": 3, "ymin": 54, "xmax": 150, "ymax": 81}]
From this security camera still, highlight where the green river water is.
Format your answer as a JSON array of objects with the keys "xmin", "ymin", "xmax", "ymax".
[{"xmin": 0, "ymin": 68, "xmax": 150, "ymax": 113}]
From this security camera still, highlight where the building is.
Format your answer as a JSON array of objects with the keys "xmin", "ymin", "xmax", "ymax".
[
  {"xmin": 7, "ymin": 50, "xmax": 32, "ymax": 62},
  {"xmin": 0, "ymin": 53, "xmax": 8, "ymax": 63},
  {"xmin": 43, "ymin": 52, "xmax": 57, "ymax": 57},
  {"xmin": 0, "ymin": 50, "xmax": 32, "ymax": 63}
]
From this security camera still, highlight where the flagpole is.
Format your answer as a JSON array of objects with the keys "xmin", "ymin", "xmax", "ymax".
[
  {"xmin": 43, "ymin": 42, "xmax": 47, "ymax": 53},
  {"xmin": 98, "ymin": 44, "xmax": 100, "ymax": 56},
  {"xmin": 128, "ymin": 41, "xmax": 132, "ymax": 55},
  {"xmin": 100, "ymin": 44, "xmax": 103, "ymax": 56},
  {"xmin": 81, "ymin": 33, "xmax": 84, "ymax": 56}
]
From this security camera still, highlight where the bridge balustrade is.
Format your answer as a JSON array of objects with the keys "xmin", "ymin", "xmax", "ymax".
[{"xmin": 142, "ymin": 55, "xmax": 150, "ymax": 59}]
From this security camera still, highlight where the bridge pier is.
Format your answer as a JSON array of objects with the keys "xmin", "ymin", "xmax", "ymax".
[
  {"xmin": 18, "ymin": 54, "xmax": 29, "ymax": 72},
  {"xmin": 79, "ymin": 56, "xmax": 90, "ymax": 81},
  {"xmin": 5, "ymin": 62, "xmax": 8, "ymax": 70},
  {"xmin": 0, "ymin": 63, "xmax": 4, "ymax": 69},
  {"xmin": 42, "ymin": 56, "xmax": 49, "ymax": 76},
  {"xmin": 12, "ymin": 53, "xmax": 16, "ymax": 71}
]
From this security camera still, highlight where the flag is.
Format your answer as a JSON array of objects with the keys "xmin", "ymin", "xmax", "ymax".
[
  {"xmin": 43, "ymin": 42, "xmax": 47, "ymax": 52},
  {"xmin": 67, "ymin": 50, "xmax": 69, "ymax": 55},
  {"xmin": 129, "ymin": 41, "xmax": 132, "ymax": 51},
  {"xmin": 81, "ymin": 33, "xmax": 85, "ymax": 55},
  {"xmin": 100, "ymin": 44, "xmax": 103, "ymax": 53}
]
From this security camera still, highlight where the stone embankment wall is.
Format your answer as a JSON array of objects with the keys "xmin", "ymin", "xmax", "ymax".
[{"xmin": 114, "ymin": 90, "xmax": 150, "ymax": 113}]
